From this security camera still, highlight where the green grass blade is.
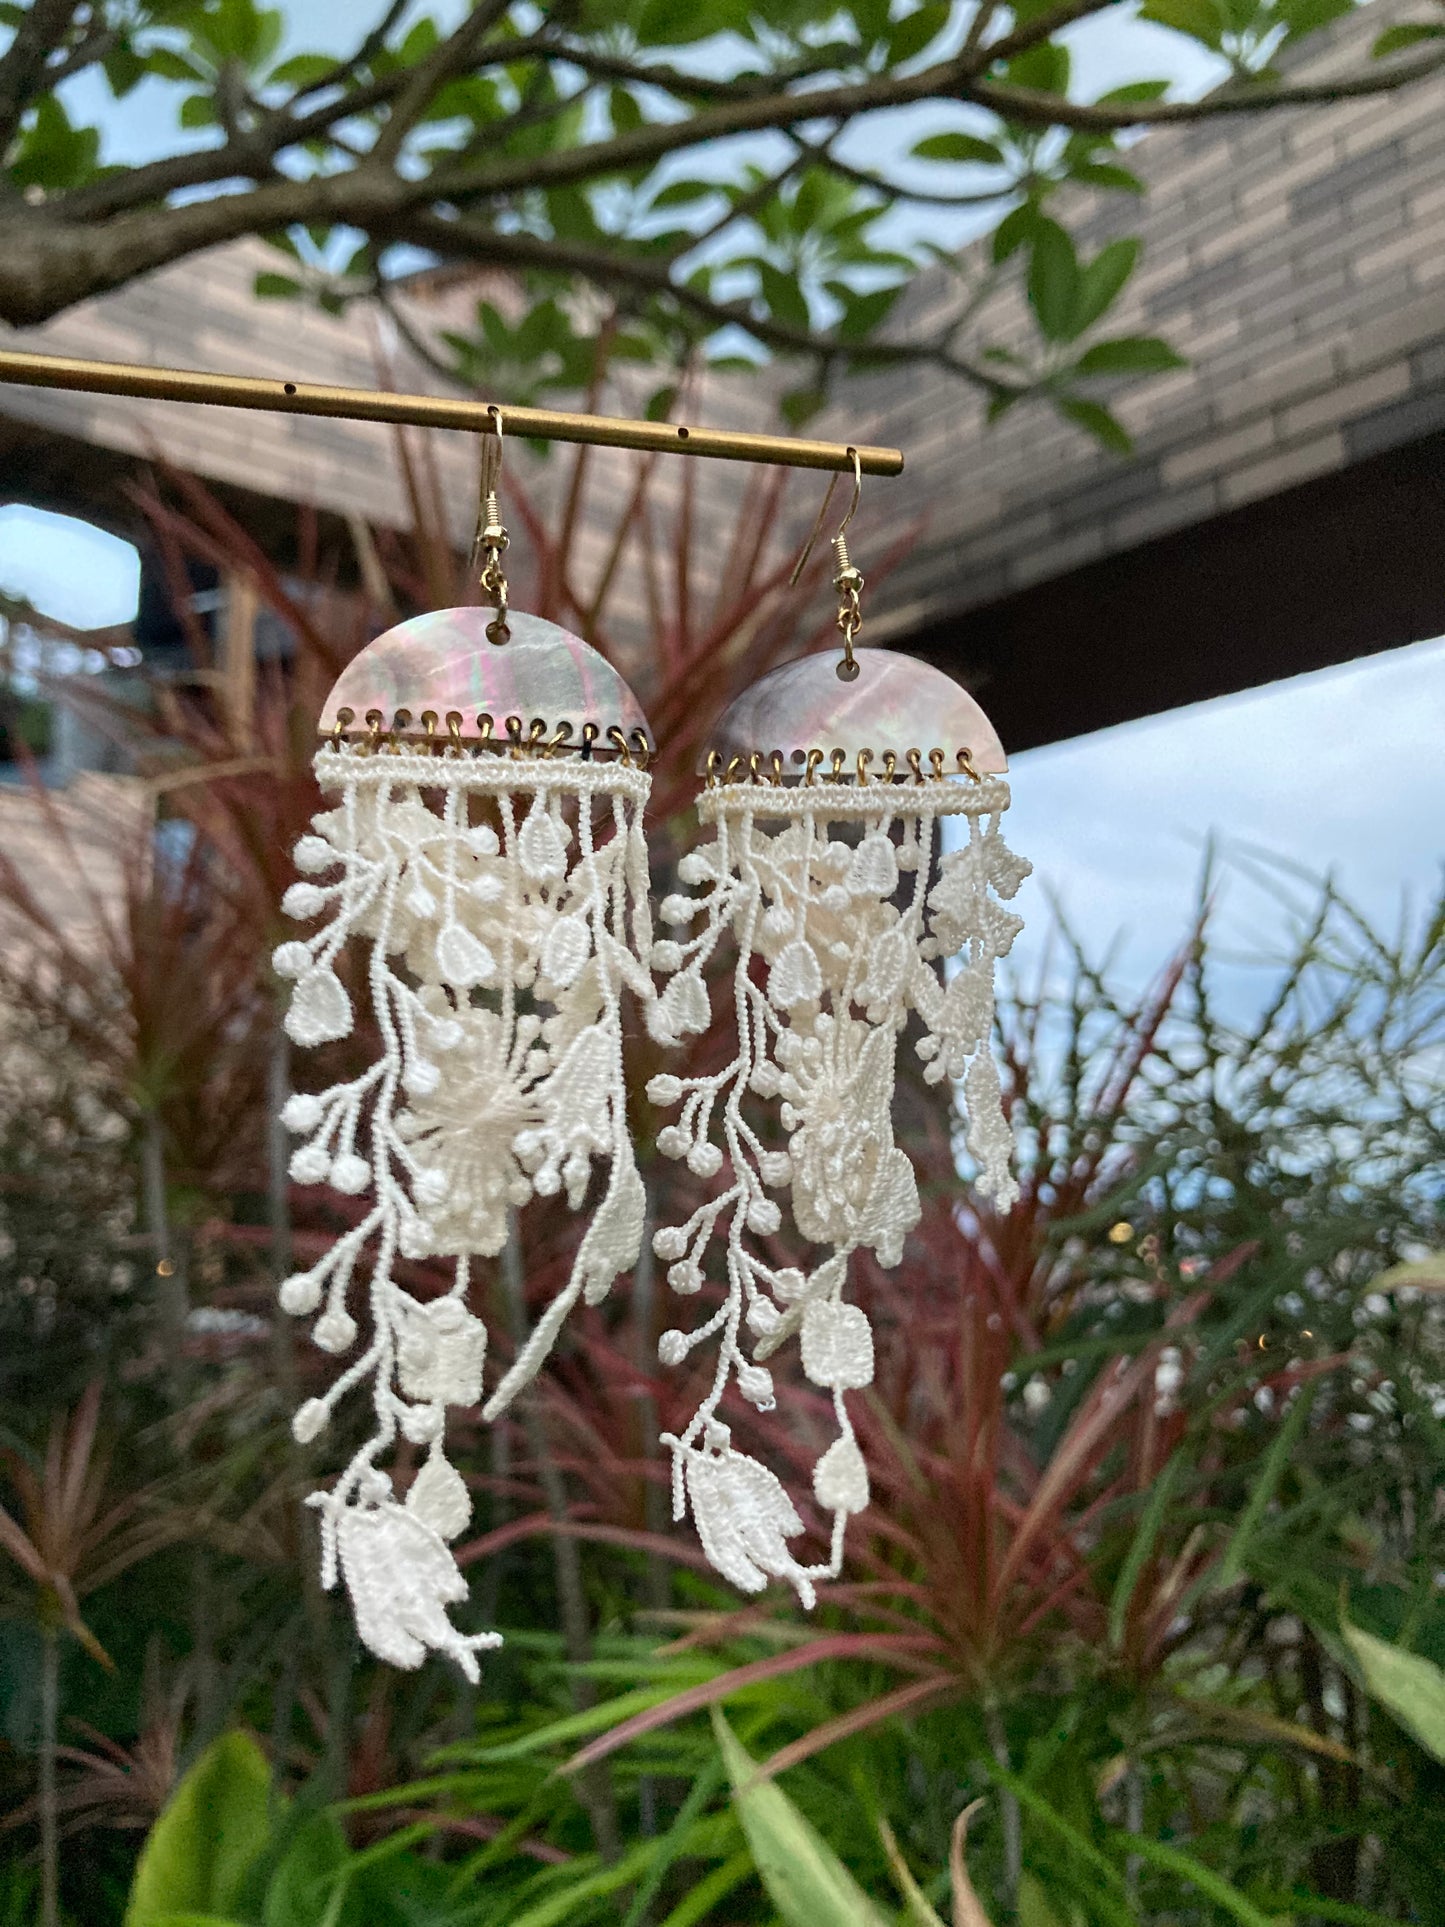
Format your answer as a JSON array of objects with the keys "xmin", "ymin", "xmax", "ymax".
[
  {"xmin": 1109, "ymin": 1453, "xmax": 1186, "ymax": 1650},
  {"xmin": 621, "ymin": 1760, "xmax": 726, "ymax": 1927},
  {"xmin": 1109, "ymin": 1835, "xmax": 1277, "ymax": 1927},
  {"xmin": 656, "ymin": 1852, "xmax": 757, "ymax": 1927},
  {"xmin": 1219, "ymin": 1381, "xmax": 1318, "ymax": 1587}
]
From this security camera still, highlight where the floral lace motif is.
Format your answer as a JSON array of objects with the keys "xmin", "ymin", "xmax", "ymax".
[
  {"xmin": 275, "ymin": 748, "xmax": 652, "ymax": 1676},
  {"xmin": 646, "ymin": 777, "xmax": 1028, "ymax": 1604}
]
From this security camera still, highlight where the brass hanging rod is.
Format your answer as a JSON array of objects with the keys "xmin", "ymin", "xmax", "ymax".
[{"xmin": 0, "ymin": 347, "xmax": 903, "ymax": 477}]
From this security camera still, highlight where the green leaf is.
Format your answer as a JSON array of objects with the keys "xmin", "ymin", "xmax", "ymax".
[
  {"xmin": 1004, "ymin": 41, "xmax": 1070, "ymax": 94},
  {"xmin": 888, "ymin": 5, "xmax": 950, "ymax": 64},
  {"xmin": 758, "ymin": 261, "xmax": 811, "ymax": 334},
  {"xmin": 835, "ymin": 283, "xmax": 905, "ymax": 342},
  {"xmin": 781, "ymin": 386, "xmax": 828, "ymax": 428},
  {"xmin": 268, "ymin": 53, "xmax": 340, "ymax": 87},
  {"xmin": 650, "ymin": 179, "xmax": 720, "ymax": 209},
  {"xmin": 1342, "ymin": 1620, "xmax": 1445, "ymax": 1762},
  {"xmin": 611, "ymin": 86, "xmax": 644, "ymax": 137},
  {"xmin": 125, "ymin": 1732, "xmax": 273, "ymax": 1925},
  {"xmin": 103, "ymin": 46, "xmax": 148, "ymax": 98},
  {"xmin": 179, "ymin": 93, "xmax": 218, "ymax": 128},
  {"xmin": 1070, "ymin": 161, "xmax": 1144, "ymax": 193},
  {"xmin": 1108, "ymin": 1452, "xmax": 1185, "ymax": 1648},
  {"xmin": 712, "ymin": 1710, "xmax": 894, "ymax": 1927},
  {"xmin": 1026, "ymin": 218, "xmax": 1082, "ymax": 341},
  {"xmin": 911, "ymin": 131, "xmax": 1004, "ymax": 165},
  {"xmin": 1075, "ymin": 335, "xmax": 1186, "ymax": 376},
  {"xmin": 262, "ymin": 1814, "xmax": 348, "ymax": 1927},
  {"xmin": 1258, "ymin": 1892, "xmax": 1429, "ymax": 1927},
  {"xmin": 253, "ymin": 272, "xmax": 302, "ymax": 299},
  {"xmin": 10, "ymin": 93, "xmax": 102, "ymax": 192},
  {"xmin": 1097, "ymin": 79, "xmax": 1170, "ymax": 102},
  {"xmin": 638, "ymin": 0, "xmax": 746, "ymax": 43},
  {"xmin": 1140, "ymin": 0, "xmax": 1226, "ymax": 47},
  {"xmin": 1108, "ymin": 1834, "xmax": 1276, "ymax": 1927},
  {"xmin": 132, "ymin": 1916, "xmax": 245, "ymax": 1926},
  {"xmin": 146, "ymin": 48, "xmax": 206, "ymax": 83},
  {"xmin": 1071, "ymin": 237, "xmax": 1140, "ymax": 335},
  {"xmin": 993, "ymin": 202, "xmax": 1041, "ymax": 262},
  {"xmin": 1277, "ymin": 0, "xmax": 1353, "ymax": 38},
  {"xmin": 1058, "ymin": 396, "xmax": 1133, "ymax": 451},
  {"xmin": 1073, "ymin": 236, "xmax": 1138, "ymax": 333},
  {"xmin": 1374, "ymin": 19, "xmax": 1445, "ymax": 54},
  {"xmin": 1220, "ymin": 1379, "xmax": 1318, "ymax": 1586},
  {"xmin": 1369, "ymin": 1251, "xmax": 1445, "ymax": 1291},
  {"xmin": 1017, "ymin": 1874, "xmax": 1070, "ymax": 1927},
  {"xmin": 656, "ymin": 1853, "xmax": 755, "ymax": 1927}
]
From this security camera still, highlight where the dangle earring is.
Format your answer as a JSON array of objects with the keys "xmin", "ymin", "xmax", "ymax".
[
  {"xmin": 645, "ymin": 453, "xmax": 1031, "ymax": 1606},
  {"xmin": 272, "ymin": 409, "xmax": 655, "ymax": 1678}
]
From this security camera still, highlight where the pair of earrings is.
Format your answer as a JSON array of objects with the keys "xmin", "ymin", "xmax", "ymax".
[{"xmin": 273, "ymin": 422, "xmax": 1030, "ymax": 1678}]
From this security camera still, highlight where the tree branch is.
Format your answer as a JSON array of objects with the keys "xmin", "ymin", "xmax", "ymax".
[
  {"xmin": 0, "ymin": 0, "xmax": 80, "ymax": 153},
  {"xmin": 370, "ymin": 0, "xmax": 516, "ymax": 167},
  {"xmin": 787, "ymin": 133, "xmax": 1015, "ymax": 210},
  {"xmin": 57, "ymin": 19, "xmax": 583, "ymax": 223},
  {"xmin": 525, "ymin": 35, "xmax": 841, "ymax": 105},
  {"xmin": 422, "ymin": 51, "xmax": 1000, "ymax": 206},
  {"xmin": 285, "ymin": 0, "xmax": 410, "ymax": 106},
  {"xmin": 972, "ymin": 44, "xmax": 1445, "ymax": 127},
  {"xmin": 36, "ymin": 16, "xmax": 122, "ymax": 93},
  {"xmin": 967, "ymin": 0, "xmax": 1129, "ymax": 76},
  {"xmin": 396, "ymin": 207, "xmax": 1016, "ymax": 396}
]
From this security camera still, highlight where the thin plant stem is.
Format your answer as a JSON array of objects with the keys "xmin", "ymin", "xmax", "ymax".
[
  {"xmin": 142, "ymin": 1112, "xmax": 186, "ymax": 1339},
  {"xmin": 39, "ymin": 1619, "xmax": 58, "ymax": 1927},
  {"xmin": 985, "ymin": 1701, "xmax": 1020, "ymax": 1903}
]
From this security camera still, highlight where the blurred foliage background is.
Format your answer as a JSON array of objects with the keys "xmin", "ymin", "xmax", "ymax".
[{"xmin": 0, "ymin": 427, "xmax": 1440, "ymax": 1926}]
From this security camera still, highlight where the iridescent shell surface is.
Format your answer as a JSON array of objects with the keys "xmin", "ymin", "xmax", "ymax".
[
  {"xmin": 706, "ymin": 647, "xmax": 1007, "ymax": 774},
  {"xmin": 319, "ymin": 608, "xmax": 651, "ymax": 746}
]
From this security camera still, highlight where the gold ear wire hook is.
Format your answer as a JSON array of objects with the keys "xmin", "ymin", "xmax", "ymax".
[
  {"xmin": 789, "ymin": 469, "xmax": 842, "ymax": 589},
  {"xmin": 788, "ymin": 445, "xmax": 861, "ymax": 585},
  {"xmin": 787, "ymin": 452, "xmax": 866, "ymax": 681},
  {"xmin": 472, "ymin": 403, "xmax": 511, "ymax": 645}
]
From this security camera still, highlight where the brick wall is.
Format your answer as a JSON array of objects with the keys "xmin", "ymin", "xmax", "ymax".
[
  {"xmin": 820, "ymin": 0, "xmax": 1445, "ymax": 637},
  {"xmin": 0, "ymin": 1, "xmax": 1440, "ymax": 641}
]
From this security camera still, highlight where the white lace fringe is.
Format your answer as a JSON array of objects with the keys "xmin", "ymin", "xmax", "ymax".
[
  {"xmin": 644, "ymin": 778, "xmax": 1030, "ymax": 1607},
  {"xmin": 273, "ymin": 747, "xmax": 653, "ymax": 1678}
]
